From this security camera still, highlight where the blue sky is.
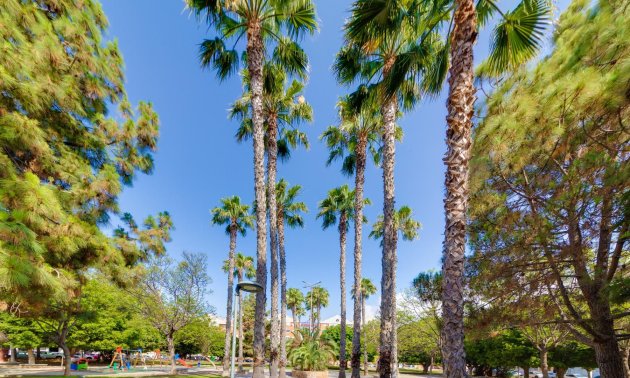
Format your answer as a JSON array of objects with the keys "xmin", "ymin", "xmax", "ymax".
[{"xmin": 100, "ymin": 0, "xmax": 569, "ymax": 319}]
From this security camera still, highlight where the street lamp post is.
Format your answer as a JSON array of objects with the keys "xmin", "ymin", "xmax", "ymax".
[
  {"xmin": 302, "ymin": 281, "xmax": 321, "ymax": 333},
  {"xmin": 230, "ymin": 281, "xmax": 263, "ymax": 378}
]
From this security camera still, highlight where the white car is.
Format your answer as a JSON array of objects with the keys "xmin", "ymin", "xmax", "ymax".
[{"xmin": 530, "ymin": 371, "xmax": 557, "ymax": 378}]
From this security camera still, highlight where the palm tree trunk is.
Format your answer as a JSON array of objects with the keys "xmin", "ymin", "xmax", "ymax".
[
  {"xmin": 247, "ymin": 23, "xmax": 268, "ymax": 378},
  {"xmin": 278, "ymin": 217, "xmax": 288, "ymax": 378},
  {"xmin": 362, "ymin": 294, "xmax": 369, "ymax": 377},
  {"xmin": 238, "ymin": 272, "xmax": 245, "ymax": 372},
  {"xmin": 379, "ymin": 68, "xmax": 399, "ymax": 378},
  {"xmin": 339, "ymin": 213, "xmax": 348, "ymax": 378},
  {"xmin": 292, "ymin": 309, "xmax": 299, "ymax": 333},
  {"xmin": 441, "ymin": 0, "xmax": 477, "ymax": 377},
  {"xmin": 223, "ymin": 226, "xmax": 238, "ymax": 376},
  {"xmin": 352, "ymin": 135, "xmax": 368, "ymax": 378},
  {"xmin": 267, "ymin": 116, "xmax": 280, "ymax": 378}
]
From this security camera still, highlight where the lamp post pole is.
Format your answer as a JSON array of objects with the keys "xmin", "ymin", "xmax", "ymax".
[
  {"xmin": 230, "ymin": 289, "xmax": 239, "ymax": 378},
  {"xmin": 229, "ymin": 281, "xmax": 263, "ymax": 378}
]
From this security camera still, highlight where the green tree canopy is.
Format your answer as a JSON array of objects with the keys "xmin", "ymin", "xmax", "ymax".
[{"xmin": 0, "ymin": 0, "xmax": 166, "ymax": 308}]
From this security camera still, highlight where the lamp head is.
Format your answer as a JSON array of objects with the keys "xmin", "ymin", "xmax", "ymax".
[{"xmin": 236, "ymin": 281, "xmax": 263, "ymax": 294}]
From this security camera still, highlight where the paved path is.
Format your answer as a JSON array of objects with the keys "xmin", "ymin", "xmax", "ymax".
[{"xmin": 0, "ymin": 365, "xmax": 443, "ymax": 378}]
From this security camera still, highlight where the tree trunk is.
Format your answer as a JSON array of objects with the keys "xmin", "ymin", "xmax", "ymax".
[
  {"xmin": 339, "ymin": 213, "xmax": 348, "ymax": 378},
  {"xmin": 61, "ymin": 342, "xmax": 71, "ymax": 376},
  {"xmin": 223, "ymin": 225, "xmax": 238, "ymax": 376},
  {"xmin": 9, "ymin": 344, "xmax": 15, "ymax": 363},
  {"xmin": 540, "ymin": 348, "xmax": 549, "ymax": 378},
  {"xmin": 58, "ymin": 321, "xmax": 72, "ymax": 376},
  {"xmin": 247, "ymin": 22, "xmax": 268, "ymax": 378},
  {"xmin": 278, "ymin": 218, "xmax": 288, "ymax": 378},
  {"xmin": 309, "ymin": 292, "xmax": 314, "ymax": 332},
  {"xmin": 268, "ymin": 116, "xmax": 280, "ymax": 378},
  {"xmin": 523, "ymin": 366, "xmax": 530, "ymax": 378},
  {"xmin": 292, "ymin": 309, "xmax": 299, "ymax": 334},
  {"xmin": 27, "ymin": 349, "xmax": 35, "ymax": 365},
  {"xmin": 621, "ymin": 345, "xmax": 629, "ymax": 378},
  {"xmin": 557, "ymin": 368, "xmax": 566, "ymax": 378},
  {"xmin": 168, "ymin": 332, "xmax": 177, "ymax": 375},
  {"xmin": 363, "ymin": 294, "xmax": 369, "ymax": 377},
  {"xmin": 352, "ymin": 135, "xmax": 368, "ymax": 378},
  {"xmin": 238, "ymin": 273, "xmax": 245, "ymax": 372},
  {"xmin": 593, "ymin": 337, "xmax": 626, "ymax": 378},
  {"xmin": 379, "ymin": 71, "xmax": 399, "ymax": 378},
  {"xmin": 441, "ymin": 0, "xmax": 477, "ymax": 377}
]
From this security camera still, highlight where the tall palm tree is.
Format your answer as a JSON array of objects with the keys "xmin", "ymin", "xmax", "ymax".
[
  {"xmin": 276, "ymin": 179, "xmax": 308, "ymax": 378},
  {"xmin": 340, "ymin": 1, "xmax": 549, "ymax": 374},
  {"xmin": 230, "ymin": 64, "xmax": 312, "ymax": 378},
  {"xmin": 230, "ymin": 67, "xmax": 312, "ymax": 378},
  {"xmin": 336, "ymin": 5, "xmax": 445, "ymax": 377},
  {"xmin": 305, "ymin": 286, "xmax": 329, "ymax": 330},
  {"xmin": 360, "ymin": 278, "xmax": 377, "ymax": 376},
  {"xmin": 223, "ymin": 253, "xmax": 256, "ymax": 372},
  {"xmin": 189, "ymin": 3, "xmax": 317, "ymax": 377},
  {"xmin": 211, "ymin": 196, "xmax": 253, "ymax": 376},
  {"xmin": 321, "ymin": 96, "xmax": 381, "ymax": 378},
  {"xmin": 286, "ymin": 288, "xmax": 306, "ymax": 332},
  {"xmin": 318, "ymin": 185, "xmax": 365, "ymax": 378}
]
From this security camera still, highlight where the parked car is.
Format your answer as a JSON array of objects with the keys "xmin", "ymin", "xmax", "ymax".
[
  {"xmin": 16, "ymin": 351, "xmax": 28, "ymax": 359},
  {"xmin": 530, "ymin": 371, "xmax": 557, "ymax": 378},
  {"xmin": 566, "ymin": 374, "xmax": 588, "ymax": 378},
  {"xmin": 39, "ymin": 352, "xmax": 58, "ymax": 359}
]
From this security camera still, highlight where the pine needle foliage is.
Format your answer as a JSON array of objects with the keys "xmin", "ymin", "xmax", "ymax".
[{"xmin": 0, "ymin": 0, "xmax": 169, "ymax": 305}]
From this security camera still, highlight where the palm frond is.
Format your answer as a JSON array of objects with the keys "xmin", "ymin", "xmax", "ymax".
[
  {"xmin": 486, "ymin": 0, "xmax": 551, "ymax": 75},
  {"xmin": 281, "ymin": 0, "xmax": 318, "ymax": 40},
  {"xmin": 199, "ymin": 38, "xmax": 240, "ymax": 80},
  {"xmin": 333, "ymin": 45, "xmax": 366, "ymax": 85},
  {"xmin": 273, "ymin": 38, "xmax": 309, "ymax": 79}
]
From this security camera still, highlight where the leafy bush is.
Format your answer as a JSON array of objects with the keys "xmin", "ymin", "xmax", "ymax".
[{"xmin": 289, "ymin": 329, "xmax": 337, "ymax": 371}]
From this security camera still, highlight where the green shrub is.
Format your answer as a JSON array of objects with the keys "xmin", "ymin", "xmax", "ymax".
[{"xmin": 289, "ymin": 329, "xmax": 337, "ymax": 371}]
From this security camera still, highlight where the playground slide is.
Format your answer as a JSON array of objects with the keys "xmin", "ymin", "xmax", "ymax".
[{"xmin": 177, "ymin": 358, "xmax": 191, "ymax": 368}]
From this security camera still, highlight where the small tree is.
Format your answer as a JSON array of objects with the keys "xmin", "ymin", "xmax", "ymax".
[{"xmin": 134, "ymin": 252, "xmax": 212, "ymax": 374}]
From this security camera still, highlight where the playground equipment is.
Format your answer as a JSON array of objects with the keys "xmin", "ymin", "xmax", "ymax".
[
  {"xmin": 108, "ymin": 347, "xmax": 126, "ymax": 370},
  {"xmin": 71, "ymin": 358, "xmax": 88, "ymax": 371},
  {"xmin": 175, "ymin": 354, "xmax": 191, "ymax": 368},
  {"xmin": 131, "ymin": 349, "xmax": 148, "ymax": 370}
]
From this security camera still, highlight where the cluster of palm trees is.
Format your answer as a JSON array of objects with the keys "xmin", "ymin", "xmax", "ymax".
[{"xmin": 190, "ymin": 0, "xmax": 550, "ymax": 377}]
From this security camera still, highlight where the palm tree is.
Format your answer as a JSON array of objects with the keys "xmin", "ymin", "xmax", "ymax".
[
  {"xmin": 189, "ymin": 3, "xmax": 317, "ymax": 376},
  {"xmin": 340, "ymin": 1, "xmax": 549, "ymax": 374},
  {"xmin": 359, "ymin": 278, "xmax": 377, "ymax": 376},
  {"xmin": 336, "ymin": 5, "xmax": 445, "ymax": 376},
  {"xmin": 211, "ymin": 196, "xmax": 253, "ymax": 376},
  {"xmin": 321, "ymin": 96, "xmax": 381, "ymax": 378},
  {"xmin": 305, "ymin": 286, "xmax": 329, "ymax": 331},
  {"xmin": 317, "ymin": 185, "xmax": 366, "ymax": 378},
  {"xmin": 287, "ymin": 288, "xmax": 306, "ymax": 332},
  {"xmin": 276, "ymin": 179, "xmax": 308, "ymax": 377},
  {"xmin": 230, "ymin": 67, "xmax": 312, "ymax": 378},
  {"xmin": 370, "ymin": 206, "xmax": 421, "ymax": 245},
  {"xmin": 223, "ymin": 253, "xmax": 256, "ymax": 372}
]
